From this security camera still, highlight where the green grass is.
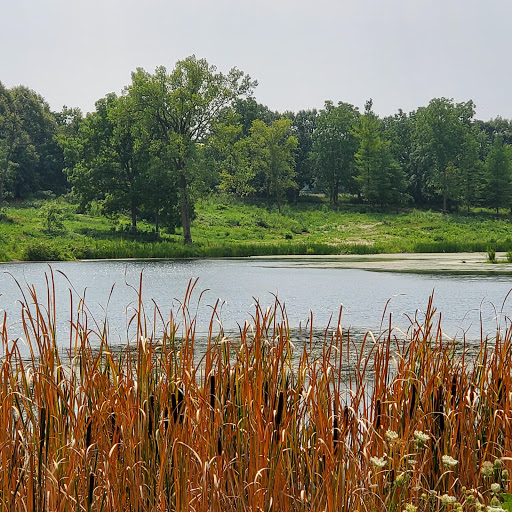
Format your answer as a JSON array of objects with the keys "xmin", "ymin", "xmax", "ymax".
[{"xmin": 1, "ymin": 195, "xmax": 512, "ymax": 261}]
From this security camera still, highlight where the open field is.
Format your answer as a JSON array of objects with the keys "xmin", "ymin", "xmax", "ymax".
[
  {"xmin": 1, "ymin": 196, "xmax": 512, "ymax": 261},
  {"xmin": 1, "ymin": 276, "xmax": 512, "ymax": 510}
]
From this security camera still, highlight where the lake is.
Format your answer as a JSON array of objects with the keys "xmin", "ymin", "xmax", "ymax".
[{"xmin": 1, "ymin": 258, "xmax": 512, "ymax": 356}]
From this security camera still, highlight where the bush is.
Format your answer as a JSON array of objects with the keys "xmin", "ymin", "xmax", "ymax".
[
  {"xmin": 487, "ymin": 247, "xmax": 497, "ymax": 263},
  {"xmin": 22, "ymin": 241, "xmax": 62, "ymax": 261}
]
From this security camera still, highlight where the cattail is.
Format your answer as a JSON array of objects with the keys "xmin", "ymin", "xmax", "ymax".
[
  {"xmin": 39, "ymin": 407, "xmax": 46, "ymax": 453},
  {"xmin": 177, "ymin": 387, "xmax": 185, "ymax": 424},
  {"xmin": 375, "ymin": 399, "xmax": 381, "ymax": 430},
  {"xmin": 217, "ymin": 433, "xmax": 222, "ymax": 456},
  {"xmin": 435, "ymin": 385, "xmax": 445, "ymax": 433},
  {"xmin": 275, "ymin": 391, "xmax": 285, "ymax": 427},
  {"xmin": 409, "ymin": 383, "xmax": 417, "ymax": 420},
  {"xmin": 87, "ymin": 472, "xmax": 95, "ymax": 509},
  {"xmin": 209, "ymin": 374, "xmax": 216, "ymax": 411},
  {"xmin": 497, "ymin": 378, "xmax": 505, "ymax": 406},
  {"xmin": 344, "ymin": 405, "xmax": 350, "ymax": 429},
  {"xmin": 148, "ymin": 394, "xmax": 155, "ymax": 436},
  {"xmin": 451, "ymin": 375, "xmax": 457, "ymax": 407},
  {"xmin": 85, "ymin": 417, "xmax": 92, "ymax": 449},
  {"xmin": 109, "ymin": 413, "xmax": 117, "ymax": 442}
]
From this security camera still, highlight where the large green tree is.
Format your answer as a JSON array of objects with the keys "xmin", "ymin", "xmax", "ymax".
[
  {"xmin": 310, "ymin": 101, "xmax": 359, "ymax": 207},
  {"xmin": 413, "ymin": 98, "xmax": 475, "ymax": 212},
  {"xmin": 354, "ymin": 100, "xmax": 408, "ymax": 207},
  {"xmin": 130, "ymin": 56, "xmax": 255, "ymax": 244},
  {"xmin": 64, "ymin": 92, "xmax": 152, "ymax": 232},
  {"xmin": 483, "ymin": 136, "xmax": 511, "ymax": 214},
  {"xmin": 247, "ymin": 118, "xmax": 298, "ymax": 211}
]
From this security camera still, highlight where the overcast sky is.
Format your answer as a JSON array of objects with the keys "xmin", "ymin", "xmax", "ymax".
[{"xmin": 2, "ymin": 0, "xmax": 511, "ymax": 120}]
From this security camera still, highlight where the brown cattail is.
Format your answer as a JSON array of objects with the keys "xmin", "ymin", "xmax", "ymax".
[
  {"xmin": 344, "ymin": 405, "xmax": 350, "ymax": 429},
  {"xmin": 39, "ymin": 407, "xmax": 46, "ymax": 452},
  {"xmin": 87, "ymin": 472, "xmax": 95, "ymax": 509},
  {"xmin": 217, "ymin": 433, "xmax": 222, "ymax": 456},
  {"xmin": 497, "ymin": 378, "xmax": 505, "ymax": 406},
  {"xmin": 435, "ymin": 385, "xmax": 444, "ymax": 433},
  {"xmin": 85, "ymin": 418, "xmax": 92, "ymax": 449},
  {"xmin": 409, "ymin": 383, "xmax": 417, "ymax": 420},
  {"xmin": 171, "ymin": 387, "xmax": 185, "ymax": 424},
  {"xmin": 451, "ymin": 375, "xmax": 457, "ymax": 407},
  {"xmin": 148, "ymin": 394, "xmax": 155, "ymax": 436},
  {"xmin": 375, "ymin": 399, "xmax": 381, "ymax": 430},
  {"xmin": 275, "ymin": 391, "xmax": 285, "ymax": 427},
  {"xmin": 209, "ymin": 374, "xmax": 216, "ymax": 411}
]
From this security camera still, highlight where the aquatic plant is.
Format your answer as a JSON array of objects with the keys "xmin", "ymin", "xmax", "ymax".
[{"xmin": 0, "ymin": 273, "xmax": 511, "ymax": 510}]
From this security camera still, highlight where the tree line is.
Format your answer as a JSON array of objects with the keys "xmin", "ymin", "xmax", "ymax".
[{"xmin": 1, "ymin": 55, "xmax": 512, "ymax": 244}]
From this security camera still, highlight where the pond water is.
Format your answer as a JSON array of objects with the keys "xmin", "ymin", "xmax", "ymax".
[{"xmin": 1, "ymin": 258, "xmax": 512, "ymax": 356}]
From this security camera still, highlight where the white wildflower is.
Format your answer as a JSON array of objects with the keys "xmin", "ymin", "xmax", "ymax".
[
  {"xmin": 481, "ymin": 461, "xmax": 494, "ymax": 477},
  {"xmin": 442, "ymin": 455, "xmax": 458, "ymax": 468},
  {"xmin": 440, "ymin": 494, "xmax": 456, "ymax": 505},
  {"xmin": 370, "ymin": 456, "xmax": 387, "ymax": 468},
  {"xmin": 414, "ymin": 430, "xmax": 430, "ymax": 446},
  {"xmin": 403, "ymin": 505, "xmax": 417, "ymax": 512},
  {"xmin": 385, "ymin": 429, "xmax": 399, "ymax": 442},
  {"xmin": 487, "ymin": 506, "xmax": 506, "ymax": 512},
  {"xmin": 490, "ymin": 483, "xmax": 501, "ymax": 494}
]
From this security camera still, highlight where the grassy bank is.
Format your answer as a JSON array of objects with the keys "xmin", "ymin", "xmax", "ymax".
[
  {"xmin": 1, "ymin": 195, "xmax": 512, "ymax": 261},
  {"xmin": 1, "ymin": 278, "xmax": 512, "ymax": 510}
]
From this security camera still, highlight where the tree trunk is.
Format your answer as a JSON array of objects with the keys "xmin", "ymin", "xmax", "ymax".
[
  {"xmin": 131, "ymin": 203, "xmax": 137, "ymax": 234},
  {"xmin": 179, "ymin": 171, "xmax": 192, "ymax": 245}
]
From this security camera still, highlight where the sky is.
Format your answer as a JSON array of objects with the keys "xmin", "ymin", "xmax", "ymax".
[{"xmin": 2, "ymin": 0, "xmax": 511, "ymax": 120}]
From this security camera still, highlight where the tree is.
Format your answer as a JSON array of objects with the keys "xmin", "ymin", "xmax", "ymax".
[
  {"xmin": 286, "ymin": 109, "xmax": 317, "ymax": 200},
  {"xmin": 458, "ymin": 131, "xmax": 482, "ymax": 213},
  {"xmin": 0, "ymin": 83, "xmax": 31, "ymax": 211},
  {"xmin": 414, "ymin": 98, "xmax": 475, "ymax": 212},
  {"xmin": 233, "ymin": 97, "xmax": 280, "ymax": 137},
  {"xmin": 310, "ymin": 101, "xmax": 359, "ymax": 207},
  {"xmin": 247, "ymin": 118, "xmax": 298, "ymax": 211},
  {"xmin": 130, "ymin": 56, "xmax": 255, "ymax": 244},
  {"xmin": 354, "ymin": 100, "xmax": 408, "ymax": 207},
  {"xmin": 65, "ymin": 92, "xmax": 152, "ymax": 232},
  {"xmin": 210, "ymin": 121, "xmax": 256, "ymax": 198},
  {"xmin": 483, "ymin": 136, "xmax": 511, "ymax": 214}
]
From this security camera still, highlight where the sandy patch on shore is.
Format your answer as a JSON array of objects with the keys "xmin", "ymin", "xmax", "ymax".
[{"xmin": 253, "ymin": 252, "xmax": 512, "ymax": 274}]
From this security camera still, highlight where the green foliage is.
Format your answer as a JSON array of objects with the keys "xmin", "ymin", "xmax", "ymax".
[
  {"xmin": 413, "ymin": 97, "xmax": 476, "ymax": 211},
  {"xmin": 310, "ymin": 101, "xmax": 359, "ymax": 206},
  {"xmin": 246, "ymin": 118, "xmax": 298, "ymax": 210},
  {"xmin": 484, "ymin": 136, "xmax": 512, "ymax": 214},
  {"xmin": 22, "ymin": 240, "xmax": 62, "ymax": 261},
  {"xmin": 354, "ymin": 100, "xmax": 408, "ymax": 207},
  {"xmin": 40, "ymin": 200, "xmax": 65, "ymax": 233},
  {"xmin": 487, "ymin": 247, "xmax": 497, "ymax": 263},
  {"xmin": 129, "ymin": 56, "xmax": 256, "ymax": 244}
]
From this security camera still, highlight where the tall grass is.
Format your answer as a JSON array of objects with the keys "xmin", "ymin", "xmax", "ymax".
[{"xmin": 1, "ymin": 275, "xmax": 511, "ymax": 510}]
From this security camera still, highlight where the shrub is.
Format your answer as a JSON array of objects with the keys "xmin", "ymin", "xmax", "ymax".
[
  {"xmin": 487, "ymin": 247, "xmax": 497, "ymax": 263},
  {"xmin": 22, "ymin": 241, "xmax": 62, "ymax": 261}
]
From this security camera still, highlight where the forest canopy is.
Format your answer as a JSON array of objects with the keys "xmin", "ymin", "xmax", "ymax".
[{"xmin": 2, "ymin": 56, "xmax": 512, "ymax": 243}]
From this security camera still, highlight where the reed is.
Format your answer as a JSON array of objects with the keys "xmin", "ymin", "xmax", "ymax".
[{"xmin": 0, "ymin": 274, "xmax": 511, "ymax": 511}]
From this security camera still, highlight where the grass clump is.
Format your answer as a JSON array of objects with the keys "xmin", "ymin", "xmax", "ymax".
[{"xmin": 1, "ymin": 274, "xmax": 512, "ymax": 510}]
